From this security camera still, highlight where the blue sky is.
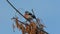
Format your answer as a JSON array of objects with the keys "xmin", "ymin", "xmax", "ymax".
[{"xmin": 0, "ymin": 0, "xmax": 60, "ymax": 34}]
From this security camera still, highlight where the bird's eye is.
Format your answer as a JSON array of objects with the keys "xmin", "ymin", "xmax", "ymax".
[{"xmin": 29, "ymin": 13, "xmax": 32, "ymax": 15}]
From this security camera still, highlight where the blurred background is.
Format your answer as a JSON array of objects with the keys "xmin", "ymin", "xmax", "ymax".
[{"xmin": 0, "ymin": 0, "xmax": 60, "ymax": 34}]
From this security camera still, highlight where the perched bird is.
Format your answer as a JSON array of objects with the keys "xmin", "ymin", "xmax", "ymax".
[{"xmin": 24, "ymin": 11, "xmax": 36, "ymax": 22}]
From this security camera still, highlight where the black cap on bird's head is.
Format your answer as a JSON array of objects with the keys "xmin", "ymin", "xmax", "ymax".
[
  {"xmin": 25, "ymin": 11, "xmax": 32, "ymax": 15},
  {"xmin": 25, "ymin": 11, "xmax": 29, "ymax": 14}
]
